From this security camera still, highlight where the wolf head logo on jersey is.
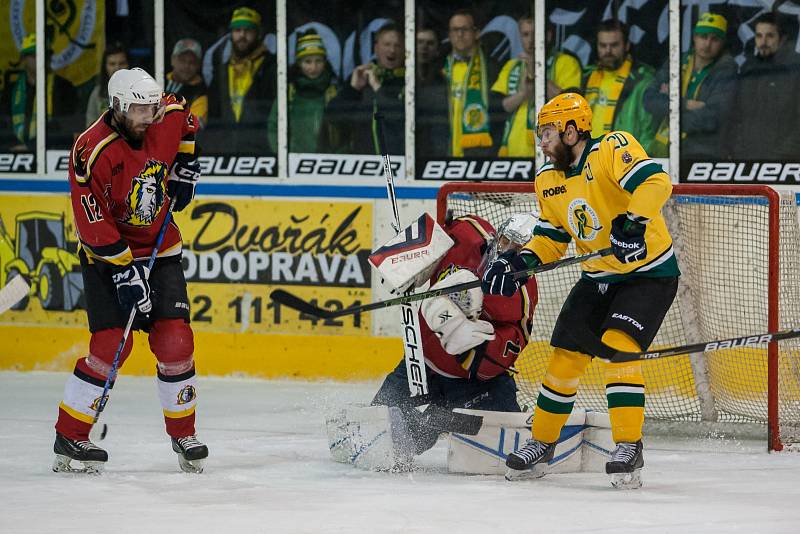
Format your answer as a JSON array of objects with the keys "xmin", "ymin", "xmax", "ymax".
[
  {"xmin": 567, "ymin": 198, "xmax": 603, "ymax": 241},
  {"xmin": 125, "ymin": 159, "xmax": 167, "ymax": 226}
]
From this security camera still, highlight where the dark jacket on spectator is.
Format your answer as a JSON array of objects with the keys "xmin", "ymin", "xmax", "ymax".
[
  {"xmin": 415, "ymin": 64, "xmax": 449, "ymax": 159},
  {"xmin": 644, "ymin": 52, "xmax": 737, "ymax": 160},
  {"xmin": 320, "ymin": 65, "xmax": 404, "ymax": 155},
  {"xmin": 206, "ymin": 43, "xmax": 277, "ymax": 155},
  {"xmin": 723, "ymin": 45, "xmax": 800, "ymax": 160}
]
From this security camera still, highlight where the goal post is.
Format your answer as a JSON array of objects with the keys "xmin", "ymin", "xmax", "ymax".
[{"xmin": 437, "ymin": 182, "xmax": 800, "ymax": 451}]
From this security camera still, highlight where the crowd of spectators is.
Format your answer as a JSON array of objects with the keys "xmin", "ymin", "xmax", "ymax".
[{"xmin": 3, "ymin": 6, "xmax": 800, "ymax": 163}]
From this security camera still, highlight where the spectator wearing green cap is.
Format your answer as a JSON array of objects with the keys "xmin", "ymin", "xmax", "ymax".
[
  {"xmin": 644, "ymin": 12, "xmax": 736, "ymax": 159},
  {"xmin": 268, "ymin": 30, "xmax": 337, "ymax": 153},
  {"xmin": 0, "ymin": 32, "xmax": 78, "ymax": 152},
  {"xmin": 207, "ymin": 6, "xmax": 277, "ymax": 154}
]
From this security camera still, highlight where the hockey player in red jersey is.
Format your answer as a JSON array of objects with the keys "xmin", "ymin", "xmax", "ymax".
[
  {"xmin": 52, "ymin": 68, "xmax": 206, "ymax": 474},
  {"xmin": 371, "ymin": 213, "xmax": 538, "ymax": 462}
]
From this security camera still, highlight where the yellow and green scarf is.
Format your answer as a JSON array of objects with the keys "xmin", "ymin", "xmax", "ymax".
[
  {"xmin": 228, "ymin": 45, "xmax": 267, "ymax": 122},
  {"xmin": 446, "ymin": 49, "xmax": 492, "ymax": 150},
  {"xmin": 10, "ymin": 73, "xmax": 35, "ymax": 145},
  {"xmin": 584, "ymin": 56, "xmax": 632, "ymax": 136}
]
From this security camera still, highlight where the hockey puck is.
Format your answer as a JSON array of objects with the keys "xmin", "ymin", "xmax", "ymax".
[{"xmin": 99, "ymin": 423, "xmax": 108, "ymax": 440}]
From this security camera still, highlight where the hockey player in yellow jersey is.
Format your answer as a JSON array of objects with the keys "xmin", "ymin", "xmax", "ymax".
[{"xmin": 481, "ymin": 92, "xmax": 679, "ymax": 489}]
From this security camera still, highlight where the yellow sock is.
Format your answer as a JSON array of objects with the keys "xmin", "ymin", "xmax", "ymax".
[
  {"xmin": 602, "ymin": 329, "xmax": 645, "ymax": 443},
  {"xmin": 532, "ymin": 348, "xmax": 591, "ymax": 443}
]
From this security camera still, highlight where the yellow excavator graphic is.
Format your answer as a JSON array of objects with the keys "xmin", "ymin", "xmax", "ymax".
[{"xmin": 0, "ymin": 212, "xmax": 84, "ymax": 311}]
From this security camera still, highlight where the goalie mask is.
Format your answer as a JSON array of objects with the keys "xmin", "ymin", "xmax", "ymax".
[{"xmin": 480, "ymin": 212, "xmax": 536, "ymax": 273}]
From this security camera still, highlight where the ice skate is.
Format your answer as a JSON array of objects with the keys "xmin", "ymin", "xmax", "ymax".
[
  {"xmin": 172, "ymin": 435, "xmax": 208, "ymax": 473},
  {"xmin": 504, "ymin": 439, "xmax": 555, "ymax": 480},
  {"xmin": 606, "ymin": 440, "xmax": 644, "ymax": 489},
  {"xmin": 52, "ymin": 433, "xmax": 108, "ymax": 474}
]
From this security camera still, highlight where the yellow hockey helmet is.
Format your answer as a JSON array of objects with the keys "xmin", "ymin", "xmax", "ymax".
[{"xmin": 536, "ymin": 92, "xmax": 592, "ymax": 137}]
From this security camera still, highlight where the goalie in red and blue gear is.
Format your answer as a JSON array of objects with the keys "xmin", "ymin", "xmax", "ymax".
[
  {"xmin": 52, "ymin": 68, "xmax": 206, "ymax": 474},
  {"xmin": 370, "ymin": 212, "xmax": 538, "ymax": 460}
]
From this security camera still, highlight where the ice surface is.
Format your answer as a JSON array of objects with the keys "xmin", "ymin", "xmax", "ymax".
[{"xmin": 1, "ymin": 371, "xmax": 799, "ymax": 533}]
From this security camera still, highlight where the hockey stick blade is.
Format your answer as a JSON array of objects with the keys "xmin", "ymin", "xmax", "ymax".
[
  {"xmin": 612, "ymin": 327, "xmax": 800, "ymax": 363},
  {"xmin": 0, "ymin": 275, "xmax": 30, "ymax": 314},
  {"xmin": 270, "ymin": 248, "xmax": 612, "ymax": 319},
  {"xmin": 269, "ymin": 289, "xmax": 342, "ymax": 319}
]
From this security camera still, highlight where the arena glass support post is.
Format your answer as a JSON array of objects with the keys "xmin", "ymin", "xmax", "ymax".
[{"xmin": 667, "ymin": 0, "xmax": 679, "ymax": 182}]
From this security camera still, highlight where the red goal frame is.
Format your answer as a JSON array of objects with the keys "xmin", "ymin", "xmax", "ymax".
[{"xmin": 437, "ymin": 182, "xmax": 783, "ymax": 451}]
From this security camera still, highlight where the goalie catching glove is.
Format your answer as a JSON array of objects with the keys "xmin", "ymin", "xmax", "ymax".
[
  {"xmin": 609, "ymin": 212, "xmax": 647, "ymax": 264},
  {"xmin": 421, "ymin": 269, "xmax": 495, "ymax": 354},
  {"xmin": 481, "ymin": 250, "xmax": 540, "ymax": 297}
]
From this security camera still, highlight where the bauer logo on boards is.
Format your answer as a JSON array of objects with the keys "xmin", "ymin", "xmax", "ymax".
[
  {"xmin": 683, "ymin": 162, "xmax": 800, "ymax": 183},
  {"xmin": 421, "ymin": 159, "xmax": 533, "ymax": 180}
]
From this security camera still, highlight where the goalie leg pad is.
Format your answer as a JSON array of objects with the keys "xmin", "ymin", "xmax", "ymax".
[
  {"xmin": 326, "ymin": 404, "xmax": 414, "ymax": 471},
  {"xmin": 447, "ymin": 408, "xmax": 613, "ymax": 476}
]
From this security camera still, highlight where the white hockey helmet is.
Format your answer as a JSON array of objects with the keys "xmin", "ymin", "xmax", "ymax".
[
  {"xmin": 108, "ymin": 67, "xmax": 162, "ymax": 112},
  {"xmin": 480, "ymin": 212, "xmax": 536, "ymax": 273},
  {"xmin": 496, "ymin": 212, "xmax": 536, "ymax": 252}
]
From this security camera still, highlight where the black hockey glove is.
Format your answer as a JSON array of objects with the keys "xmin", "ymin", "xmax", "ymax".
[
  {"xmin": 167, "ymin": 159, "xmax": 200, "ymax": 212},
  {"xmin": 610, "ymin": 213, "xmax": 647, "ymax": 264},
  {"xmin": 112, "ymin": 262, "xmax": 152, "ymax": 314},
  {"xmin": 481, "ymin": 250, "xmax": 540, "ymax": 297}
]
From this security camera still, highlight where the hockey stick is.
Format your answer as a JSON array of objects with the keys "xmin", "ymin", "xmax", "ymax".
[
  {"xmin": 611, "ymin": 327, "xmax": 800, "ymax": 363},
  {"xmin": 91, "ymin": 198, "xmax": 177, "ymax": 425},
  {"xmin": 0, "ymin": 274, "xmax": 30, "ymax": 314},
  {"xmin": 271, "ymin": 247, "xmax": 613, "ymax": 319},
  {"xmin": 374, "ymin": 111, "xmax": 428, "ymax": 397}
]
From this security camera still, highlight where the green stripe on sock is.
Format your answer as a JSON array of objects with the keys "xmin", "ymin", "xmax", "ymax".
[
  {"xmin": 607, "ymin": 392, "xmax": 645, "ymax": 408},
  {"xmin": 537, "ymin": 394, "xmax": 575, "ymax": 415}
]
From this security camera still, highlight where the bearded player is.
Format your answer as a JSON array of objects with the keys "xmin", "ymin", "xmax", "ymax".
[
  {"xmin": 482, "ymin": 93, "xmax": 679, "ymax": 488},
  {"xmin": 53, "ymin": 68, "xmax": 206, "ymax": 474}
]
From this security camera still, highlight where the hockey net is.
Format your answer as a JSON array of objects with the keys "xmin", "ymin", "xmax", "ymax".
[{"xmin": 437, "ymin": 182, "xmax": 800, "ymax": 451}]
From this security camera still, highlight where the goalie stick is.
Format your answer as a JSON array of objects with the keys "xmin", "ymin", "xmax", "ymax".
[
  {"xmin": 0, "ymin": 275, "xmax": 30, "ymax": 314},
  {"xmin": 271, "ymin": 247, "xmax": 613, "ymax": 319},
  {"xmin": 610, "ymin": 328, "xmax": 800, "ymax": 363},
  {"xmin": 375, "ymin": 111, "xmax": 428, "ymax": 397}
]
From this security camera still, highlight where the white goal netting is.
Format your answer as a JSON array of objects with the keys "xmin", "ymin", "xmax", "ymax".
[{"xmin": 438, "ymin": 182, "xmax": 800, "ymax": 450}]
